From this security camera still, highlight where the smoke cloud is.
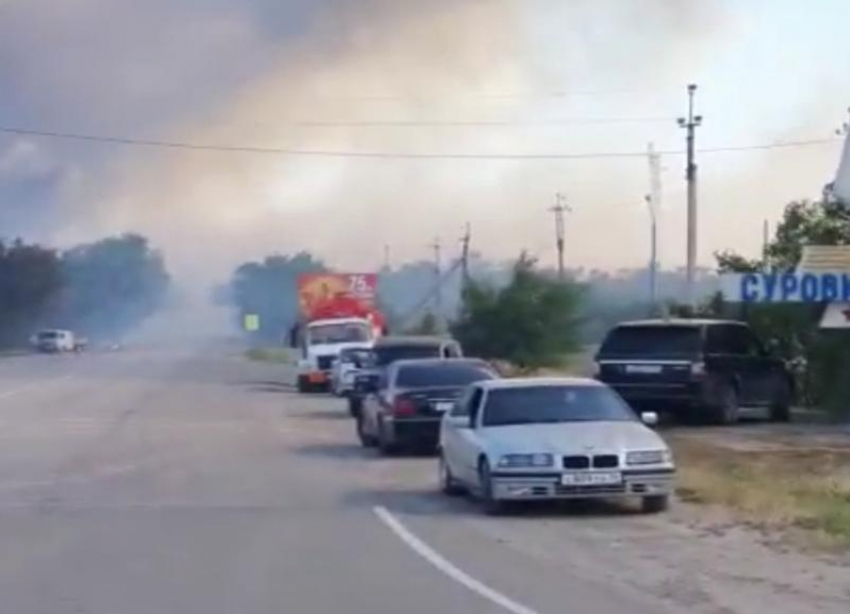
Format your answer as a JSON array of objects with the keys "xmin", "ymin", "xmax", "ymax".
[{"xmin": 1, "ymin": 0, "xmax": 848, "ymax": 292}]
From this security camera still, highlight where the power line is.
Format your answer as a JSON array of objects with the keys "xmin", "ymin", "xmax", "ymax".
[
  {"xmin": 286, "ymin": 88, "xmax": 654, "ymax": 102},
  {"xmin": 236, "ymin": 116, "xmax": 676, "ymax": 128},
  {"xmin": 0, "ymin": 126, "xmax": 840, "ymax": 161}
]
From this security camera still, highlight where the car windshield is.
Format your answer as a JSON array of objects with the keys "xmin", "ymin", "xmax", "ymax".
[
  {"xmin": 396, "ymin": 363, "xmax": 493, "ymax": 388},
  {"xmin": 37, "ymin": 331, "xmax": 60, "ymax": 340},
  {"xmin": 373, "ymin": 345, "xmax": 442, "ymax": 366},
  {"xmin": 308, "ymin": 323, "xmax": 370, "ymax": 345},
  {"xmin": 599, "ymin": 326, "xmax": 701, "ymax": 358},
  {"xmin": 482, "ymin": 386, "xmax": 635, "ymax": 426}
]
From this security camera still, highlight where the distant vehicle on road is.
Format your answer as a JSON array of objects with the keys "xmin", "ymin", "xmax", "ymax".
[
  {"xmin": 357, "ymin": 358, "xmax": 495, "ymax": 454},
  {"xmin": 348, "ymin": 336, "xmax": 463, "ymax": 416},
  {"xmin": 296, "ymin": 317, "xmax": 375, "ymax": 393},
  {"xmin": 595, "ymin": 319, "xmax": 793, "ymax": 424},
  {"xmin": 330, "ymin": 347, "xmax": 372, "ymax": 397},
  {"xmin": 31, "ymin": 329, "xmax": 86, "ymax": 353},
  {"xmin": 438, "ymin": 378, "xmax": 675, "ymax": 514}
]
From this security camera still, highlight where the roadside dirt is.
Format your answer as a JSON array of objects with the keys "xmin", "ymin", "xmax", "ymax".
[{"xmin": 287, "ymin": 392, "xmax": 850, "ymax": 614}]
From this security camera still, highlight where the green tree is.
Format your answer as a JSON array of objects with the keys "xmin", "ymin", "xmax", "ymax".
[
  {"xmin": 714, "ymin": 198, "xmax": 850, "ymax": 415},
  {"xmin": 0, "ymin": 239, "xmax": 63, "ymax": 346},
  {"xmin": 451, "ymin": 254, "xmax": 583, "ymax": 369},
  {"xmin": 59, "ymin": 234, "xmax": 170, "ymax": 338},
  {"xmin": 230, "ymin": 252, "xmax": 326, "ymax": 343}
]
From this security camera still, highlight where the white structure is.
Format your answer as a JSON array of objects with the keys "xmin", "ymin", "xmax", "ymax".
[{"xmin": 832, "ymin": 128, "xmax": 850, "ymax": 203}]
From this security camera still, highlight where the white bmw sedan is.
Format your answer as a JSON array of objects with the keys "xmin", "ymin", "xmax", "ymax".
[{"xmin": 438, "ymin": 377, "xmax": 675, "ymax": 514}]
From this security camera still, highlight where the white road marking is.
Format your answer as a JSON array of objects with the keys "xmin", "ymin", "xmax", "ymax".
[
  {"xmin": 0, "ymin": 374, "xmax": 74, "ymax": 400},
  {"xmin": 373, "ymin": 505, "xmax": 543, "ymax": 614}
]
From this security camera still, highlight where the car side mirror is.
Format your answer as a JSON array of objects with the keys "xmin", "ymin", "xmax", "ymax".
[{"xmin": 640, "ymin": 411, "xmax": 659, "ymax": 426}]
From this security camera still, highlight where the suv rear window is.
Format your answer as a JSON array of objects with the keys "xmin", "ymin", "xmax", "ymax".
[
  {"xmin": 600, "ymin": 326, "xmax": 701, "ymax": 358},
  {"xmin": 396, "ymin": 363, "xmax": 494, "ymax": 388}
]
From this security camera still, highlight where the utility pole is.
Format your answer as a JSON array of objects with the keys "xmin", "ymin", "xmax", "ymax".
[
  {"xmin": 383, "ymin": 244, "xmax": 391, "ymax": 270},
  {"xmin": 645, "ymin": 195, "xmax": 658, "ymax": 315},
  {"xmin": 550, "ymin": 193, "xmax": 570, "ymax": 280},
  {"xmin": 647, "ymin": 143, "xmax": 663, "ymax": 314},
  {"xmin": 678, "ymin": 84, "xmax": 702, "ymax": 310},
  {"xmin": 459, "ymin": 223, "xmax": 471, "ymax": 283},
  {"xmin": 430, "ymin": 238, "xmax": 442, "ymax": 318},
  {"xmin": 762, "ymin": 220, "xmax": 770, "ymax": 264}
]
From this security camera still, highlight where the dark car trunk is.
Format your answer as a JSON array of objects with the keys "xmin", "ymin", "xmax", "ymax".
[{"xmin": 395, "ymin": 386, "xmax": 465, "ymax": 417}]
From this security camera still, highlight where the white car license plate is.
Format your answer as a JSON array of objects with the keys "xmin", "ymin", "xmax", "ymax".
[
  {"xmin": 433, "ymin": 401, "xmax": 455, "ymax": 412},
  {"xmin": 625, "ymin": 364, "xmax": 662, "ymax": 374},
  {"xmin": 561, "ymin": 472, "xmax": 622, "ymax": 486}
]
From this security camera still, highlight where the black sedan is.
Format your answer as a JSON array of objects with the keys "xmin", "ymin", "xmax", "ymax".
[{"xmin": 356, "ymin": 358, "xmax": 497, "ymax": 454}]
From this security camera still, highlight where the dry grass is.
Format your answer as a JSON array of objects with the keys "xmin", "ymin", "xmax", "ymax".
[
  {"xmin": 245, "ymin": 347, "xmax": 296, "ymax": 364},
  {"xmin": 670, "ymin": 436, "xmax": 850, "ymax": 547}
]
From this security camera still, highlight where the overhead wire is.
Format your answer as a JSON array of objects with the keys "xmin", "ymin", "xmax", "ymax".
[{"xmin": 0, "ymin": 126, "xmax": 841, "ymax": 161}]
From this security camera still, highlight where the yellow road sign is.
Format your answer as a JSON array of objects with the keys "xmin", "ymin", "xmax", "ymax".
[{"xmin": 243, "ymin": 314, "xmax": 260, "ymax": 332}]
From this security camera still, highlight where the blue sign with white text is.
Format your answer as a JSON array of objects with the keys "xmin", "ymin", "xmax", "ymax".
[{"xmin": 720, "ymin": 272, "xmax": 850, "ymax": 303}]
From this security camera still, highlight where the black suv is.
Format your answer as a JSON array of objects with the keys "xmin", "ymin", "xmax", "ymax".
[
  {"xmin": 347, "ymin": 336, "xmax": 463, "ymax": 416},
  {"xmin": 595, "ymin": 319, "xmax": 793, "ymax": 424}
]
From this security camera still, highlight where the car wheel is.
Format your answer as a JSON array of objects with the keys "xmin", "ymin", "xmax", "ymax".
[
  {"xmin": 377, "ymin": 418, "xmax": 398, "ymax": 456},
  {"xmin": 297, "ymin": 376, "xmax": 310, "ymax": 394},
  {"xmin": 711, "ymin": 383, "xmax": 739, "ymax": 425},
  {"xmin": 477, "ymin": 459, "xmax": 504, "ymax": 515},
  {"xmin": 357, "ymin": 416, "xmax": 377, "ymax": 448},
  {"xmin": 439, "ymin": 453, "xmax": 464, "ymax": 496},
  {"xmin": 769, "ymin": 378, "xmax": 792, "ymax": 422},
  {"xmin": 641, "ymin": 495, "xmax": 670, "ymax": 514}
]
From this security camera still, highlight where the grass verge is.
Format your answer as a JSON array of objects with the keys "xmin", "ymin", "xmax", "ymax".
[
  {"xmin": 670, "ymin": 436, "xmax": 850, "ymax": 549},
  {"xmin": 245, "ymin": 347, "xmax": 296, "ymax": 364}
]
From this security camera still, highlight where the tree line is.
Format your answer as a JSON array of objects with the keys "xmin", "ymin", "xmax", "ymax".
[{"xmin": 0, "ymin": 233, "xmax": 170, "ymax": 347}]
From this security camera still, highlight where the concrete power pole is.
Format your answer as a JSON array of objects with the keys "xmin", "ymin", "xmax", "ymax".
[
  {"xmin": 647, "ymin": 143, "xmax": 663, "ymax": 314},
  {"xmin": 645, "ymin": 195, "xmax": 658, "ymax": 314},
  {"xmin": 430, "ymin": 238, "xmax": 442, "ymax": 318},
  {"xmin": 550, "ymin": 193, "xmax": 570, "ymax": 280},
  {"xmin": 678, "ymin": 84, "xmax": 702, "ymax": 310},
  {"xmin": 460, "ymin": 223, "xmax": 471, "ymax": 283},
  {"xmin": 762, "ymin": 220, "xmax": 770, "ymax": 264}
]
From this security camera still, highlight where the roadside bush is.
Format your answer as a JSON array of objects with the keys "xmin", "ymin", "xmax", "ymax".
[{"xmin": 451, "ymin": 254, "xmax": 583, "ymax": 370}]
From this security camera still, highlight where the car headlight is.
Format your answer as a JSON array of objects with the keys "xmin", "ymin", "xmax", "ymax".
[
  {"xmin": 497, "ymin": 453, "xmax": 554, "ymax": 468},
  {"xmin": 626, "ymin": 449, "xmax": 671, "ymax": 466}
]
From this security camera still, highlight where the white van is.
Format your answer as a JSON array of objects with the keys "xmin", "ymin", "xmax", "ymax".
[{"xmin": 32, "ymin": 329, "xmax": 81, "ymax": 353}]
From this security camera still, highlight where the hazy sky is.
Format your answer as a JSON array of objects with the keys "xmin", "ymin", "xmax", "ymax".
[{"xmin": 1, "ymin": 0, "xmax": 849, "ymax": 283}]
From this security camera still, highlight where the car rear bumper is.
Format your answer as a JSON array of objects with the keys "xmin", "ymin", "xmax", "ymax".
[
  {"xmin": 606, "ymin": 382, "xmax": 706, "ymax": 411},
  {"xmin": 489, "ymin": 469, "xmax": 675, "ymax": 501},
  {"xmin": 386, "ymin": 417, "xmax": 442, "ymax": 446}
]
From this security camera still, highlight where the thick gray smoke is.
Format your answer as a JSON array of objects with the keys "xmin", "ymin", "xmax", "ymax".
[{"xmin": 1, "ymin": 0, "xmax": 846, "ymax": 294}]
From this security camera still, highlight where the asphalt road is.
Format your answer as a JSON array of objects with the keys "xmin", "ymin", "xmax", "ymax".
[{"xmin": 0, "ymin": 348, "xmax": 847, "ymax": 614}]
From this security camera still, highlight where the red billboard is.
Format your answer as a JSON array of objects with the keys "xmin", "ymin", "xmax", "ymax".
[{"xmin": 297, "ymin": 273, "xmax": 380, "ymax": 323}]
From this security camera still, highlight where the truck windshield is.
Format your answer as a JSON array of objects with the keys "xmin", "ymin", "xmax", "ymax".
[
  {"xmin": 308, "ymin": 323, "xmax": 370, "ymax": 345},
  {"xmin": 38, "ymin": 331, "xmax": 60, "ymax": 340}
]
